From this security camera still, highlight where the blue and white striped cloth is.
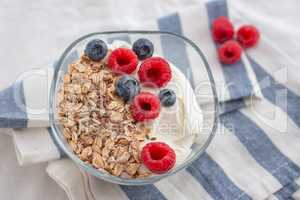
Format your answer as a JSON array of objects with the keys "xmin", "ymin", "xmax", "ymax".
[{"xmin": 6, "ymin": 0, "xmax": 300, "ymax": 199}]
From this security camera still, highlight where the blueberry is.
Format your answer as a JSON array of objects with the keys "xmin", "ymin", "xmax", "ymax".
[
  {"xmin": 84, "ymin": 39, "xmax": 108, "ymax": 61},
  {"xmin": 132, "ymin": 38, "xmax": 154, "ymax": 60},
  {"xmin": 116, "ymin": 75, "xmax": 141, "ymax": 102},
  {"xmin": 159, "ymin": 89, "xmax": 176, "ymax": 107}
]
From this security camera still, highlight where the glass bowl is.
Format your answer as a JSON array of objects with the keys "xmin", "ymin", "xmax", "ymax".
[{"xmin": 49, "ymin": 31, "xmax": 218, "ymax": 185}]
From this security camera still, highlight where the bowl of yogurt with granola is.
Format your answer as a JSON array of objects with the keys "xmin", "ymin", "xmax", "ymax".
[{"xmin": 50, "ymin": 31, "xmax": 218, "ymax": 185}]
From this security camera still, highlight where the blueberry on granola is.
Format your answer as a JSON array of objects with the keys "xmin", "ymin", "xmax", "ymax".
[
  {"xmin": 159, "ymin": 89, "xmax": 176, "ymax": 107},
  {"xmin": 116, "ymin": 75, "xmax": 141, "ymax": 102},
  {"xmin": 84, "ymin": 39, "xmax": 108, "ymax": 61},
  {"xmin": 132, "ymin": 38, "xmax": 154, "ymax": 60}
]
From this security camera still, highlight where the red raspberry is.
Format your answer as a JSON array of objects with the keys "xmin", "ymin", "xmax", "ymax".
[
  {"xmin": 237, "ymin": 25, "xmax": 260, "ymax": 48},
  {"xmin": 218, "ymin": 40, "xmax": 242, "ymax": 64},
  {"xmin": 138, "ymin": 57, "xmax": 172, "ymax": 88},
  {"xmin": 212, "ymin": 16, "xmax": 234, "ymax": 43},
  {"xmin": 107, "ymin": 48, "xmax": 138, "ymax": 74},
  {"xmin": 141, "ymin": 142, "xmax": 176, "ymax": 174},
  {"xmin": 131, "ymin": 92, "xmax": 160, "ymax": 122}
]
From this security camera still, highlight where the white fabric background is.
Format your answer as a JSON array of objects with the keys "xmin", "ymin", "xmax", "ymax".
[{"xmin": 0, "ymin": 0, "xmax": 299, "ymax": 199}]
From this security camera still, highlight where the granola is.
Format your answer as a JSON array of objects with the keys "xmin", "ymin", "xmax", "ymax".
[{"xmin": 58, "ymin": 55, "xmax": 152, "ymax": 178}]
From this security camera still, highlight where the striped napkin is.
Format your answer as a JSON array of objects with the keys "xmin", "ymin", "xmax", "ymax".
[
  {"xmin": 5, "ymin": 0, "xmax": 300, "ymax": 199},
  {"xmin": 10, "ymin": 0, "xmax": 261, "ymax": 164}
]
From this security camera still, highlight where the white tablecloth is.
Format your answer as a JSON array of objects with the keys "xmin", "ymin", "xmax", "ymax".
[{"xmin": 1, "ymin": 0, "xmax": 299, "ymax": 199}]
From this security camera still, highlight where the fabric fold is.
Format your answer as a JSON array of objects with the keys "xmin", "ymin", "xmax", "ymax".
[{"xmin": 13, "ymin": 128, "xmax": 61, "ymax": 165}]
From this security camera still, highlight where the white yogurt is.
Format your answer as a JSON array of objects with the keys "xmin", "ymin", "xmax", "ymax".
[{"xmin": 110, "ymin": 41, "xmax": 203, "ymax": 166}]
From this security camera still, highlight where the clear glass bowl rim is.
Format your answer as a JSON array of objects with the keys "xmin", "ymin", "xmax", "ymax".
[{"xmin": 49, "ymin": 30, "xmax": 219, "ymax": 185}]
